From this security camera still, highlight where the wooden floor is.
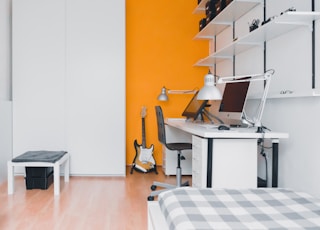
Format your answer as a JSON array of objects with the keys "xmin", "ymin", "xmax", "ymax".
[{"xmin": 0, "ymin": 166, "xmax": 191, "ymax": 230}]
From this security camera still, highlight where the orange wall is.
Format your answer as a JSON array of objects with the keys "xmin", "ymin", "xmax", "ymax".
[{"xmin": 126, "ymin": 0, "xmax": 208, "ymax": 165}]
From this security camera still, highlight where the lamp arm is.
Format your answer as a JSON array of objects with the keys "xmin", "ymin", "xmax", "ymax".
[
  {"xmin": 167, "ymin": 89, "xmax": 197, "ymax": 94},
  {"xmin": 253, "ymin": 72, "xmax": 272, "ymax": 127},
  {"xmin": 157, "ymin": 87, "xmax": 198, "ymax": 101},
  {"xmin": 216, "ymin": 70, "xmax": 275, "ymax": 84},
  {"xmin": 217, "ymin": 73, "xmax": 267, "ymax": 83}
]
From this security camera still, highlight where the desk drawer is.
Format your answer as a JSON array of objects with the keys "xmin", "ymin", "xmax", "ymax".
[
  {"xmin": 162, "ymin": 146, "xmax": 192, "ymax": 176},
  {"xmin": 192, "ymin": 136, "xmax": 207, "ymax": 188}
]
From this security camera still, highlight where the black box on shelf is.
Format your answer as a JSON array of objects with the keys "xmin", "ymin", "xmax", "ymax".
[
  {"xmin": 214, "ymin": 0, "xmax": 222, "ymax": 16},
  {"xmin": 206, "ymin": 12, "xmax": 216, "ymax": 24},
  {"xmin": 205, "ymin": 0, "xmax": 218, "ymax": 16},
  {"xmin": 221, "ymin": 0, "xmax": 233, "ymax": 10},
  {"xmin": 199, "ymin": 18, "xmax": 207, "ymax": 31},
  {"xmin": 25, "ymin": 167, "xmax": 54, "ymax": 190},
  {"xmin": 205, "ymin": 0, "xmax": 222, "ymax": 23}
]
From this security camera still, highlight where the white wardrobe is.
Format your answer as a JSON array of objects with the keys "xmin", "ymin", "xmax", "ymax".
[{"xmin": 12, "ymin": 0, "xmax": 126, "ymax": 176}]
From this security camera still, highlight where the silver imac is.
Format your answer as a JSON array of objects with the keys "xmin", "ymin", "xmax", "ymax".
[{"xmin": 218, "ymin": 80, "xmax": 250, "ymax": 125}]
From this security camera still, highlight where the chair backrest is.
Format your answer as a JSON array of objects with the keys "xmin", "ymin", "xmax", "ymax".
[{"xmin": 155, "ymin": 106, "xmax": 166, "ymax": 145}]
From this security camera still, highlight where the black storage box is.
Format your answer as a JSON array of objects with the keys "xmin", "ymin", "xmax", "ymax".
[{"xmin": 25, "ymin": 167, "xmax": 53, "ymax": 190}]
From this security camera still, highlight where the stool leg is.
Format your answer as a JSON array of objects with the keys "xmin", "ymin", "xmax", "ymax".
[
  {"xmin": 176, "ymin": 152, "xmax": 182, "ymax": 187},
  {"xmin": 64, "ymin": 157, "xmax": 70, "ymax": 183},
  {"xmin": 54, "ymin": 163, "xmax": 60, "ymax": 196},
  {"xmin": 7, "ymin": 161, "xmax": 14, "ymax": 194}
]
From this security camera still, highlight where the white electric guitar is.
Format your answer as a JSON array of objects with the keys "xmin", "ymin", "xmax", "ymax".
[{"xmin": 131, "ymin": 106, "xmax": 157, "ymax": 173}]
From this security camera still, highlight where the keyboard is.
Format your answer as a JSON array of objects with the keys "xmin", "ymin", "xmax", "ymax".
[{"xmin": 198, "ymin": 124, "xmax": 219, "ymax": 129}]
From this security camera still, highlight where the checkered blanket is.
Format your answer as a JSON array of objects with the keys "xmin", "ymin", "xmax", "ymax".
[{"xmin": 158, "ymin": 187, "xmax": 320, "ymax": 229}]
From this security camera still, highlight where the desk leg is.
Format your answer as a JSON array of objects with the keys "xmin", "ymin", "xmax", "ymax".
[
  {"xmin": 272, "ymin": 140, "xmax": 279, "ymax": 187},
  {"xmin": 207, "ymin": 138, "xmax": 213, "ymax": 188},
  {"xmin": 54, "ymin": 163, "xmax": 60, "ymax": 196},
  {"xmin": 7, "ymin": 161, "xmax": 14, "ymax": 194}
]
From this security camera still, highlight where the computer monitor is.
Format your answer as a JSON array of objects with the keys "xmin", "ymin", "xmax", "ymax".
[
  {"xmin": 182, "ymin": 91, "xmax": 208, "ymax": 120},
  {"xmin": 219, "ymin": 80, "xmax": 250, "ymax": 122}
]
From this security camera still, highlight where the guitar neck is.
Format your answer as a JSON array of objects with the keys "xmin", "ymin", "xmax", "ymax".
[{"xmin": 142, "ymin": 117, "xmax": 146, "ymax": 148}]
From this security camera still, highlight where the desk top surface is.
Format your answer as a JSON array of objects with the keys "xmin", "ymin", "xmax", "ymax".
[{"xmin": 165, "ymin": 118, "xmax": 289, "ymax": 139}]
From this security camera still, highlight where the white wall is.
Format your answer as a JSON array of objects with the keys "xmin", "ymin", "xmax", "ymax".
[
  {"xmin": 0, "ymin": 101, "xmax": 12, "ymax": 184},
  {"xmin": 263, "ymin": 97, "xmax": 320, "ymax": 198},
  {"xmin": 0, "ymin": 0, "xmax": 12, "ymax": 184},
  {"xmin": 0, "ymin": 0, "xmax": 11, "ymax": 101}
]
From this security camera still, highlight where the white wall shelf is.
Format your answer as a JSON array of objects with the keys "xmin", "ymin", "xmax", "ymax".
[
  {"xmin": 194, "ymin": 0, "xmax": 262, "ymax": 39},
  {"xmin": 195, "ymin": 11, "xmax": 320, "ymax": 66},
  {"xmin": 193, "ymin": 0, "xmax": 207, "ymax": 14}
]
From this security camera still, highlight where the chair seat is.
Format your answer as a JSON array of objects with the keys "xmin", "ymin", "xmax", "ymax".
[{"xmin": 166, "ymin": 143, "xmax": 192, "ymax": 151}]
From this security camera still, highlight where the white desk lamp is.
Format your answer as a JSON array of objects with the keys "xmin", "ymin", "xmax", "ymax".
[
  {"xmin": 197, "ymin": 71, "xmax": 222, "ymax": 100},
  {"xmin": 217, "ymin": 69, "xmax": 274, "ymax": 132},
  {"xmin": 196, "ymin": 71, "xmax": 224, "ymax": 124},
  {"xmin": 157, "ymin": 70, "xmax": 220, "ymax": 101}
]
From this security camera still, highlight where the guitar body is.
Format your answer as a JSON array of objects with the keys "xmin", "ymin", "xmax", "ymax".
[
  {"xmin": 132, "ymin": 140, "xmax": 155, "ymax": 173},
  {"xmin": 131, "ymin": 106, "xmax": 158, "ymax": 174}
]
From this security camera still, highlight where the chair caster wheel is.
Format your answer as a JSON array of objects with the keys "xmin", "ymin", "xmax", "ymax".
[
  {"xmin": 148, "ymin": 196, "xmax": 154, "ymax": 201},
  {"xmin": 151, "ymin": 185, "xmax": 157, "ymax": 191}
]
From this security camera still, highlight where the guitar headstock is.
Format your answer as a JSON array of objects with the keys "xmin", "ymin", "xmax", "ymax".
[{"xmin": 140, "ymin": 106, "xmax": 147, "ymax": 118}]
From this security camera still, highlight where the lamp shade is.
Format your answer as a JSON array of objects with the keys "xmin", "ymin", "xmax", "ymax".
[
  {"xmin": 157, "ymin": 87, "xmax": 169, "ymax": 101},
  {"xmin": 197, "ymin": 72, "xmax": 222, "ymax": 100}
]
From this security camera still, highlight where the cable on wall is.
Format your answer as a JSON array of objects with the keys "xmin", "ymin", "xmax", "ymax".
[{"xmin": 312, "ymin": 0, "xmax": 315, "ymax": 88}]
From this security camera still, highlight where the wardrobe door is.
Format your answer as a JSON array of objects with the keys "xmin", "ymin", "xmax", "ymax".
[
  {"xmin": 12, "ymin": 0, "xmax": 66, "ymax": 158},
  {"xmin": 66, "ymin": 0, "xmax": 125, "ymax": 175},
  {"xmin": 13, "ymin": 0, "xmax": 125, "ymax": 175}
]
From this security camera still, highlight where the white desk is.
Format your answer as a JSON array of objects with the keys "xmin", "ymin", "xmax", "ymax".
[{"xmin": 165, "ymin": 118, "xmax": 289, "ymax": 188}]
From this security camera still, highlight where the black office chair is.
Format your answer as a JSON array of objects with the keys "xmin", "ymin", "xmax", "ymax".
[{"xmin": 147, "ymin": 106, "xmax": 192, "ymax": 201}]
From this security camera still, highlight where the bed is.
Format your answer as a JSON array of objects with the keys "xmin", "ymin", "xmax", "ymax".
[{"xmin": 148, "ymin": 187, "xmax": 320, "ymax": 230}]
